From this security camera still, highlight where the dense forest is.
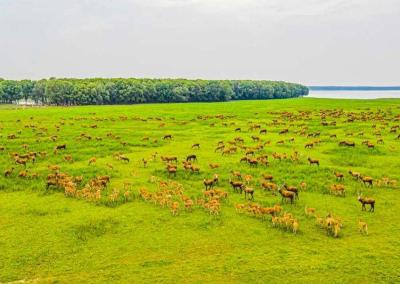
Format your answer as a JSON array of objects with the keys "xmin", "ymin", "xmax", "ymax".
[{"xmin": 0, "ymin": 78, "xmax": 308, "ymax": 105}]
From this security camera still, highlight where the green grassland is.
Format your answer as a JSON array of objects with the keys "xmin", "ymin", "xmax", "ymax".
[{"xmin": 1, "ymin": 98, "xmax": 400, "ymax": 283}]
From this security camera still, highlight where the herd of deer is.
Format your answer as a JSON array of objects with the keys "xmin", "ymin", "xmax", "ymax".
[{"xmin": 1, "ymin": 106, "xmax": 399, "ymax": 239}]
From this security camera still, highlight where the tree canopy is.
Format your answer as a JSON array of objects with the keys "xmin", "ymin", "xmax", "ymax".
[{"xmin": 0, "ymin": 78, "xmax": 308, "ymax": 105}]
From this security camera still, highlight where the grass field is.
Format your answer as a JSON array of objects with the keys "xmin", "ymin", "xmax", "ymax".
[{"xmin": 1, "ymin": 98, "xmax": 400, "ymax": 283}]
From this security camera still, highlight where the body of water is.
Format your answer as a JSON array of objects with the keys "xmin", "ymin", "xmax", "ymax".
[{"xmin": 307, "ymin": 90, "xmax": 400, "ymax": 99}]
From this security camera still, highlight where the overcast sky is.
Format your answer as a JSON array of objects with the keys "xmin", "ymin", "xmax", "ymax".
[{"xmin": 0, "ymin": 0, "xmax": 399, "ymax": 85}]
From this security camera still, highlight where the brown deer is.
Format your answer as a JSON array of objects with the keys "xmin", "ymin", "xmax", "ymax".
[
  {"xmin": 358, "ymin": 193, "xmax": 375, "ymax": 212},
  {"xmin": 186, "ymin": 154, "xmax": 197, "ymax": 162},
  {"xmin": 55, "ymin": 144, "xmax": 66, "ymax": 150},
  {"xmin": 262, "ymin": 174, "xmax": 273, "ymax": 181},
  {"xmin": 361, "ymin": 176, "xmax": 373, "ymax": 187},
  {"xmin": 4, "ymin": 167, "xmax": 14, "ymax": 177},
  {"xmin": 358, "ymin": 219, "xmax": 368, "ymax": 235},
  {"xmin": 330, "ymin": 184, "xmax": 345, "ymax": 197},
  {"xmin": 308, "ymin": 157, "xmax": 319, "ymax": 166},
  {"xmin": 241, "ymin": 186, "xmax": 254, "ymax": 200},
  {"xmin": 191, "ymin": 143, "xmax": 200, "ymax": 149},
  {"xmin": 304, "ymin": 205, "xmax": 315, "ymax": 216},
  {"xmin": 283, "ymin": 184, "xmax": 299, "ymax": 199},
  {"xmin": 203, "ymin": 174, "xmax": 219, "ymax": 190},
  {"xmin": 334, "ymin": 172, "xmax": 344, "ymax": 181},
  {"xmin": 349, "ymin": 170, "xmax": 361, "ymax": 180},
  {"xmin": 230, "ymin": 180, "xmax": 244, "ymax": 193},
  {"xmin": 166, "ymin": 165, "xmax": 177, "ymax": 177},
  {"xmin": 209, "ymin": 163, "xmax": 219, "ymax": 169},
  {"xmin": 88, "ymin": 157, "xmax": 96, "ymax": 165},
  {"xmin": 278, "ymin": 186, "xmax": 296, "ymax": 204}
]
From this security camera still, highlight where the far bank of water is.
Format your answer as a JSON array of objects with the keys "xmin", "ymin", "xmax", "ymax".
[{"xmin": 306, "ymin": 90, "xmax": 400, "ymax": 99}]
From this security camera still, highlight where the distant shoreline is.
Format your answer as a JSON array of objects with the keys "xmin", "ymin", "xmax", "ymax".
[{"xmin": 308, "ymin": 86, "xmax": 400, "ymax": 91}]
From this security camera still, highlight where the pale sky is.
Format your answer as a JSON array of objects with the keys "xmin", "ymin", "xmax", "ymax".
[{"xmin": 0, "ymin": 0, "xmax": 399, "ymax": 85}]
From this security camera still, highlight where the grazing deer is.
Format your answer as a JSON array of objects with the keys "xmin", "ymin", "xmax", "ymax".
[
  {"xmin": 209, "ymin": 163, "xmax": 219, "ymax": 169},
  {"xmin": 358, "ymin": 193, "xmax": 375, "ymax": 212},
  {"xmin": 305, "ymin": 142, "xmax": 314, "ymax": 149},
  {"xmin": 349, "ymin": 170, "xmax": 361, "ymax": 180},
  {"xmin": 215, "ymin": 145, "xmax": 225, "ymax": 152},
  {"xmin": 334, "ymin": 172, "xmax": 344, "ymax": 181},
  {"xmin": 55, "ymin": 144, "xmax": 66, "ymax": 150},
  {"xmin": 4, "ymin": 167, "xmax": 14, "ymax": 177},
  {"xmin": 231, "ymin": 171, "xmax": 242, "ymax": 180},
  {"xmin": 64, "ymin": 155, "xmax": 73, "ymax": 163},
  {"xmin": 304, "ymin": 205, "xmax": 315, "ymax": 216},
  {"xmin": 262, "ymin": 174, "xmax": 273, "ymax": 181},
  {"xmin": 339, "ymin": 141, "xmax": 355, "ymax": 147},
  {"xmin": 88, "ymin": 157, "xmax": 96, "ymax": 165},
  {"xmin": 230, "ymin": 180, "xmax": 244, "ymax": 193},
  {"xmin": 330, "ymin": 184, "xmax": 346, "ymax": 197},
  {"xmin": 186, "ymin": 154, "xmax": 197, "ymax": 162},
  {"xmin": 358, "ymin": 219, "xmax": 368, "ymax": 235},
  {"xmin": 191, "ymin": 143, "xmax": 200, "ymax": 149},
  {"xmin": 190, "ymin": 164, "xmax": 200, "ymax": 173},
  {"xmin": 308, "ymin": 157, "xmax": 319, "ymax": 166},
  {"xmin": 166, "ymin": 165, "xmax": 177, "ymax": 177},
  {"xmin": 163, "ymin": 134, "xmax": 173, "ymax": 140},
  {"xmin": 161, "ymin": 156, "xmax": 178, "ymax": 163},
  {"xmin": 361, "ymin": 176, "xmax": 373, "ymax": 187},
  {"xmin": 15, "ymin": 158, "xmax": 27, "ymax": 168},
  {"xmin": 118, "ymin": 155, "xmax": 130, "ymax": 163}
]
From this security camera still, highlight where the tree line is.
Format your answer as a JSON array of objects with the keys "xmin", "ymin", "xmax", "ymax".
[{"xmin": 0, "ymin": 78, "xmax": 308, "ymax": 105}]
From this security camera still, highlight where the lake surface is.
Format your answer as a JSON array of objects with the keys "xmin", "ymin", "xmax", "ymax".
[{"xmin": 307, "ymin": 90, "xmax": 400, "ymax": 99}]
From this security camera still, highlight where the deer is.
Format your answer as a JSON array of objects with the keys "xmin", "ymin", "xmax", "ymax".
[
  {"xmin": 339, "ymin": 141, "xmax": 355, "ymax": 147},
  {"xmin": 334, "ymin": 172, "xmax": 344, "ymax": 181},
  {"xmin": 358, "ymin": 219, "xmax": 368, "ymax": 235},
  {"xmin": 361, "ymin": 176, "xmax": 373, "ymax": 187},
  {"xmin": 163, "ymin": 134, "xmax": 173, "ymax": 140},
  {"xmin": 166, "ymin": 165, "xmax": 177, "ymax": 177},
  {"xmin": 4, "ymin": 167, "xmax": 14, "ymax": 177},
  {"xmin": 170, "ymin": 201, "xmax": 179, "ymax": 215},
  {"xmin": 358, "ymin": 193, "xmax": 375, "ymax": 212},
  {"xmin": 278, "ymin": 185, "xmax": 296, "ymax": 204},
  {"xmin": 231, "ymin": 171, "xmax": 242, "ymax": 180},
  {"xmin": 209, "ymin": 163, "xmax": 219, "ymax": 169},
  {"xmin": 15, "ymin": 158, "xmax": 28, "ymax": 168},
  {"xmin": 241, "ymin": 186, "xmax": 254, "ymax": 200},
  {"xmin": 262, "ymin": 174, "xmax": 274, "ymax": 181},
  {"xmin": 118, "ymin": 155, "xmax": 130, "ymax": 163},
  {"xmin": 191, "ymin": 143, "xmax": 200, "ymax": 149},
  {"xmin": 330, "ymin": 184, "xmax": 345, "ymax": 197},
  {"xmin": 186, "ymin": 154, "xmax": 197, "ymax": 162},
  {"xmin": 349, "ymin": 170, "xmax": 361, "ymax": 180},
  {"xmin": 304, "ymin": 142, "xmax": 314, "ymax": 149},
  {"xmin": 308, "ymin": 157, "xmax": 319, "ymax": 166},
  {"xmin": 161, "ymin": 156, "xmax": 178, "ymax": 163},
  {"xmin": 203, "ymin": 174, "xmax": 219, "ymax": 190},
  {"xmin": 64, "ymin": 155, "xmax": 73, "ymax": 163},
  {"xmin": 304, "ymin": 205, "xmax": 315, "ymax": 216},
  {"xmin": 88, "ymin": 157, "xmax": 96, "ymax": 165},
  {"xmin": 283, "ymin": 184, "xmax": 299, "ymax": 199},
  {"xmin": 230, "ymin": 179, "xmax": 244, "ymax": 193},
  {"xmin": 55, "ymin": 144, "xmax": 66, "ymax": 150},
  {"xmin": 190, "ymin": 164, "xmax": 200, "ymax": 173}
]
